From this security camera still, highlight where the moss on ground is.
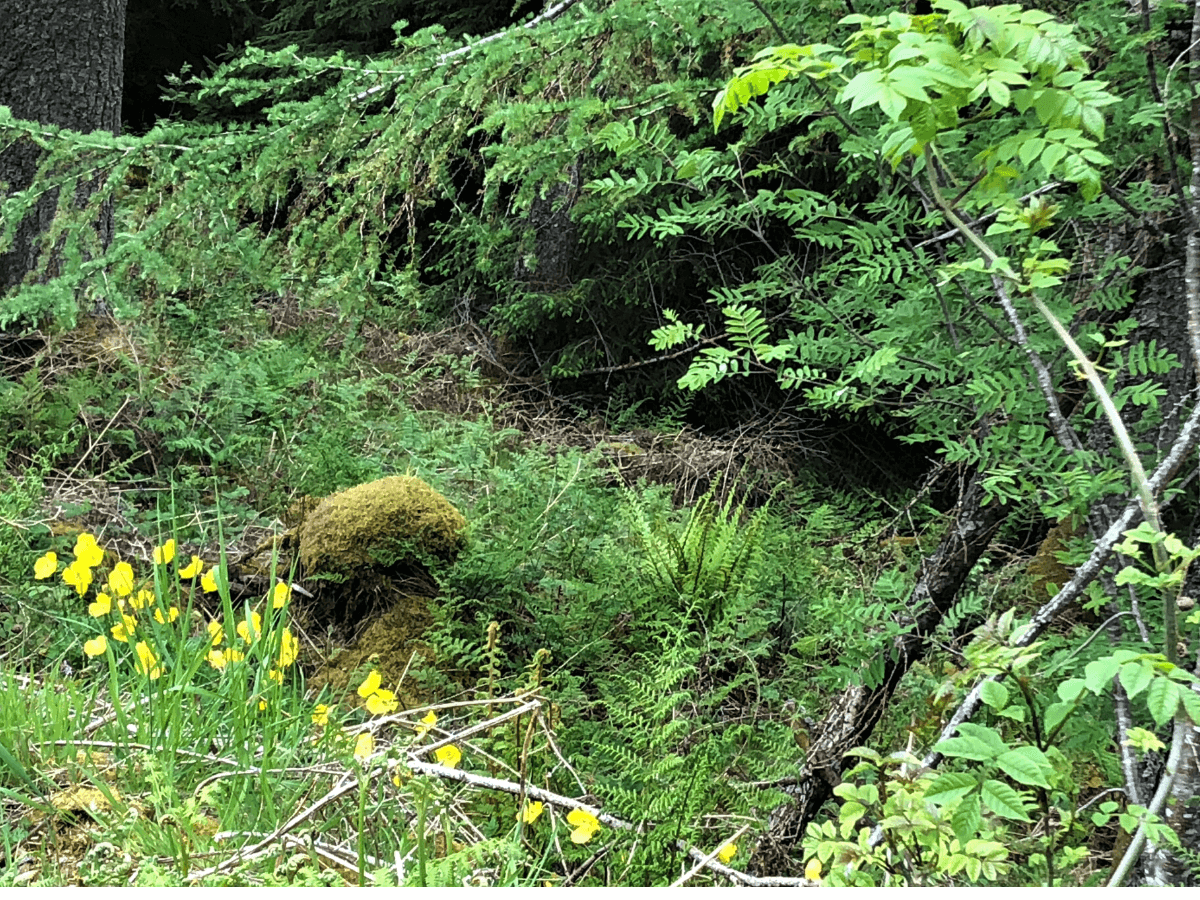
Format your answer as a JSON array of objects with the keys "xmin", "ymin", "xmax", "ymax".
[{"xmin": 294, "ymin": 475, "xmax": 466, "ymax": 631}]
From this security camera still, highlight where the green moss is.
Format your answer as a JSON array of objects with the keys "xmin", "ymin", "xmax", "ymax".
[
  {"xmin": 293, "ymin": 475, "xmax": 466, "ymax": 631},
  {"xmin": 305, "ymin": 598, "xmax": 438, "ymax": 709},
  {"xmin": 298, "ymin": 475, "xmax": 466, "ymax": 579}
]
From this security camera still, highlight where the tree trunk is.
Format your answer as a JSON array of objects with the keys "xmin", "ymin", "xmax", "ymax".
[
  {"xmin": 752, "ymin": 462, "xmax": 1010, "ymax": 874},
  {"xmin": 0, "ymin": 0, "xmax": 127, "ymax": 296}
]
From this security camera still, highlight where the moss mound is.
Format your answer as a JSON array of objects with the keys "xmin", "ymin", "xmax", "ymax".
[
  {"xmin": 297, "ymin": 475, "xmax": 466, "ymax": 630},
  {"xmin": 305, "ymin": 597, "xmax": 438, "ymax": 709}
]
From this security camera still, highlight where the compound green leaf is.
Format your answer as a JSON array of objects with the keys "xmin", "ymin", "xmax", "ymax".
[{"xmin": 981, "ymin": 779, "xmax": 1031, "ymax": 822}]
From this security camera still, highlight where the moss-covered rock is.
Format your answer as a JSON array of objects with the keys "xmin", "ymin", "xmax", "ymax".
[{"xmin": 296, "ymin": 475, "xmax": 466, "ymax": 630}]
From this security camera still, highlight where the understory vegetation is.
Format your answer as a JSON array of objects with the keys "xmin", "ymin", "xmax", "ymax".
[{"xmin": 3, "ymin": 0, "xmax": 1200, "ymax": 887}]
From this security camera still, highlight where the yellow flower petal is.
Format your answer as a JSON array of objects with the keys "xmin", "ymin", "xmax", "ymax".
[
  {"xmin": 717, "ymin": 842, "xmax": 737, "ymax": 864},
  {"xmin": 354, "ymin": 732, "xmax": 375, "ymax": 761},
  {"xmin": 804, "ymin": 858, "xmax": 823, "ymax": 881},
  {"xmin": 153, "ymin": 606, "xmax": 179, "ymax": 624},
  {"xmin": 153, "ymin": 539, "xmax": 176, "ymax": 566},
  {"xmin": 34, "ymin": 551, "xmax": 57, "ymax": 580},
  {"xmin": 206, "ymin": 649, "xmax": 227, "ymax": 669},
  {"xmin": 356, "ymin": 670, "xmax": 382, "ymax": 698},
  {"xmin": 521, "ymin": 801, "xmax": 544, "ymax": 824},
  {"xmin": 236, "ymin": 611, "xmax": 262, "ymax": 643},
  {"xmin": 365, "ymin": 689, "xmax": 398, "ymax": 716},
  {"xmin": 201, "ymin": 567, "xmax": 219, "ymax": 593},
  {"xmin": 111, "ymin": 621, "xmax": 132, "ymax": 643},
  {"xmin": 567, "ymin": 809, "xmax": 600, "ymax": 844},
  {"xmin": 134, "ymin": 641, "xmax": 162, "ymax": 679},
  {"xmin": 83, "ymin": 635, "xmax": 108, "ymax": 657},
  {"xmin": 73, "ymin": 533, "xmax": 104, "ymax": 568},
  {"xmin": 207, "ymin": 620, "xmax": 224, "ymax": 645},
  {"xmin": 434, "ymin": 744, "xmax": 462, "ymax": 769},
  {"xmin": 311, "ymin": 704, "xmax": 330, "ymax": 727},
  {"xmin": 88, "ymin": 593, "xmax": 112, "ymax": 617},
  {"xmin": 179, "ymin": 555, "xmax": 204, "ymax": 579},
  {"xmin": 107, "ymin": 562, "xmax": 134, "ymax": 597},
  {"xmin": 62, "ymin": 561, "xmax": 93, "ymax": 596},
  {"xmin": 272, "ymin": 582, "xmax": 291, "ymax": 609},
  {"xmin": 415, "ymin": 710, "xmax": 438, "ymax": 737},
  {"xmin": 278, "ymin": 629, "xmax": 299, "ymax": 667}
]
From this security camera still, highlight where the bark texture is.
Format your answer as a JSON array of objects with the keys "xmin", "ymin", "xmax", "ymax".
[
  {"xmin": 753, "ymin": 464, "xmax": 1010, "ymax": 874},
  {"xmin": 0, "ymin": 0, "xmax": 127, "ymax": 295}
]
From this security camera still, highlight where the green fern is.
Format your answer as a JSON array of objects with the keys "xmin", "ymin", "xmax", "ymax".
[{"xmin": 622, "ymin": 480, "xmax": 767, "ymax": 625}]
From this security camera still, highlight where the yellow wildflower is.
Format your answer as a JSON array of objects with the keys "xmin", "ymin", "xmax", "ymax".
[
  {"xmin": 311, "ymin": 704, "xmax": 330, "ymax": 727},
  {"xmin": 356, "ymin": 670, "xmax": 382, "ymax": 698},
  {"xmin": 258, "ymin": 699, "xmax": 269, "ymax": 711},
  {"xmin": 134, "ymin": 641, "xmax": 163, "ymax": 679},
  {"xmin": 88, "ymin": 593, "xmax": 112, "ymax": 617},
  {"xmin": 717, "ymin": 843, "xmax": 737, "ymax": 864},
  {"xmin": 365, "ymin": 689, "xmax": 398, "ymax": 716},
  {"xmin": 179, "ymin": 555, "xmax": 204, "ymax": 578},
  {"xmin": 434, "ymin": 744, "xmax": 462, "ymax": 769},
  {"xmin": 129, "ymin": 589, "xmax": 149, "ymax": 610},
  {"xmin": 236, "ymin": 611, "xmax": 262, "ymax": 643},
  {"xmin": 201, "ymin": 567, "xmax": 219, "ymax": 593},
  {"xmin": 804, "ymin": 858, "xmax": 822, "ymax": 881},
  {"xmin": 206, "ymin": 649, "xmax": 226, "ymax": 670},
  {"xmin": 567, "ymin": 809, "xmax": 600, "ymax": 844},
  {"xmin": 83, "ymin": 635, "xmax": 108, "ymax": 657},
  {"xmin": 521, "ymin": 801, "xmax": 544, "ymax": 825},
  {"xmin": 268, "ymin": 668, "xmax": 284, "ymax": 685},
  {"xmin": 354, "ymin": 732, "xmax": 375, "ymax": 761},
  {"xmin": 107, "ymin": 562, "xmax": 134, "ymax": 597},
  {"xmin": 153, "ymin": 606, "xmax": 180, "ymax": 624},
  {"xmin": 415, "ymin": 710, "xmax": 438, "ymax": 737},
  {"xmin": 33, "ymin": 551, "xmax": 57, "ymax": 580},
  {"xmin": 278, "ymin": 629, "xmax": 299, "ymax": 667},
  {"xmin": 207, "ymin": 620, "xmax": 223, "ymax": 645},
  {"xmin": 272, "ymin": 582, "xmax": 291, "ymax": 609},
  {"xmin": 73, "ymin": 533, "xmax": 104, "ymax": 568},
  {"xmin": 111, "ymin": 614, "xmax": 137, "ymax": 643},
  {"xmin": 153, "ymin": 539, "xmax": 176, "ymax": 565},
  {"xmin": 225, "ymin": 647, "xmax": 245, "ymax": 664},
  {"xmin": 62, "ymin": 561, "xmax": 92, "ymax": 596}
]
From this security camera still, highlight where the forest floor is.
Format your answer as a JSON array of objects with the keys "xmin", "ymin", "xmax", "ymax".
[{"xmin": 0, "ymin": 300, "xmax": 1097, "ymax": 886}]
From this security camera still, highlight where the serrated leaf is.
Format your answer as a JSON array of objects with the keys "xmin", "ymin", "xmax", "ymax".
[
  {"xmin": 1146, "ymin": 676, "xmax": 1180, "ymax": 726},
  {"xmin": 951, "ymin": 795, "xmax": 983, "ymax": 844},
  {"xmin": 1040, "ymin": 142, "xmax": 1067, "ymax": 175},
  {"xmin": 1178, "ymin": 686, "xmax": 1200, "ymax": 724},
  {"xmin": 1084, "ymin": 656, "xmax": 1122, "ymax": 694},
  {"xmin": 925, "ymin": 771, "xmax": 978, "ymax": 804},
  {"xmin": 995, "ymin": 746, "xmax": 1053, "ymax": 789},
  {"xmin": 839, "ymin": 799, "xmax": 867, "ymax": 823},
  {"xmin": 1043, "ymin": 701, "xmax": 1073, "ymax": 735},
  {"xmin": 877, "ymin": 84, "xmax": 908, "ymax": 122},
  {"xmin": 1057, "ymin": 678, "xmax": 1087, "ymax": 702},
  {"xmin": 843, "ymin": 69, "xmax": 884, "ymax": 114},
  {"xmin": 981, "ymin": 779, "xmax": 1031, "ymax": 821},
  {"xmin": 986, "ymin": 78, "xmax": 1011, "ymax": 107},
  {"xmin": 936, "ymin": 735, "xmax": 1000, "ymax": 762},
  {"xmin": 979, "ymin": 680, "xmax": 1009, "ymax": 710},
  {"xmin": 1119, "ymin": 661, "xmax": 1153, "ymax": 700}
]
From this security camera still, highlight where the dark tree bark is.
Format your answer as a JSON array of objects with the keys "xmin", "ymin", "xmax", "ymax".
[
  {"xmin": 752, "ymin": 460, "xmax": 1011, "ymax": 874},
  {"xmin": 0, "ymin": 0, "xmax": 127, "ymax": 296}
]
